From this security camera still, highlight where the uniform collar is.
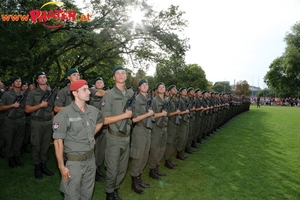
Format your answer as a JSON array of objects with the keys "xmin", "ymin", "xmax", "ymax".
[
  {"xmin": 112, "ymin": 85, "xmax": 131, "ymax": 98},
  {"xmin": 70, "ymin": 101, "xmax": 91, "ymax": 114}
]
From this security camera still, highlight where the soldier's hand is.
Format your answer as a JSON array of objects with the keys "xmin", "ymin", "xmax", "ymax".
[
  {"xmin": 124, "ymin": 109, "xmax": 133, "ymax": 118},
  {"xmin": 148, "ymin": 109, "xmax": 154, "ymax": 116},
  {"xmin": 161, "ymin": 110, "xmax": 167, "ymax": 116},
  {"xmin": 40, "ymin": 101, "xmax": 48, "ymax": 108},
  {"xmin": 12, "ymin": 102, "xmax": 20, "ymax": 108},
  {"xmin": 60, "ymin": 166, "xmax": 71, "ymax": 182},
  {"xmin": 176, "ymin": 109, "xmax": 181, "ymax": 115}
]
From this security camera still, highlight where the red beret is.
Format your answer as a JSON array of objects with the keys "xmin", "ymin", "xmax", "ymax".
[{"xmin": 70, "ymin": 80, "xmax": 87, "ymax": 91}]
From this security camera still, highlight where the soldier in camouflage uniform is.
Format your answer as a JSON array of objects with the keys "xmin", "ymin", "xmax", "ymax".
[
  {"xmin": 148, "ymin": 82, "xmax": 169, "ymax": 180},
  {"xmin": 185, "ymin": 87, "xmax": 197, "ymax": 154},
  {"xmin": 25, "ymin": 72, "xmax": 57, "ymax": 179},
  {"xmin": 175, "ymin": 86, "xmax": 190, "ymax": 161},
  {"xmin": 101, "ymin": 66, "xmax": 133, "ymax": 200},
  {"xmin": 89, "ymin": 77, "xmax": 107, "ymax": 182},
  {"xmin": 130, "ymin": 79, "xmax": 154, "ymax": 194},
  {"xmin": 0, "ymin": 77, "xmax": 26, "ymax": 168},
  {"xmin": 164, "ymin": 85, "xmax": 181, "ymax": 169}
]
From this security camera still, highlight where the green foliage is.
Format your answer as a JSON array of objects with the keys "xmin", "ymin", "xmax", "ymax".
[
  {"xmin": 155, "ymin": 55, "xmax": 186, "ymax": 86},
  {"xmin": 182, "ymin": 64, "xmax": 208, "ymax": 89},
  {"xmin": 0, "ymin": 0, "xmax": 189, "ymax": 87},
  {"xmin": 264, "ymin": 22, "xmax": 300, "ymax": 97},
  {"xmin": 155, "ymin": 57, "xmax": 208, "ymax": 89},
  {"xmin": 213, "ymin": 81, "xmax": 231, "ymax": 93},
  {"xmin": 256, "ymin": 88, "xmax": 273, "ymax": 97}
]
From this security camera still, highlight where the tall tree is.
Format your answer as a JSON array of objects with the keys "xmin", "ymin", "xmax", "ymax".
[
  {"xmin": 234, "ymin": 80, "xmax": 251, "ymax": 96},
  {"xmin": 181, "ymin": 64, "xmax": 208, "ymax": 89},
  {"xmin": 155, "ymin": 55, "xmax": 186, "ymax": 86},
  {"xmin": 264, "ymin": 22, "xmax": 300, "ymax": 97},
  {"xmin": 213, "ymin": 82, "xmax": 231, "ymax": 93},
  {"xmin": 0, "ymin": 0, "xmax": 190, "ymax": 86}
]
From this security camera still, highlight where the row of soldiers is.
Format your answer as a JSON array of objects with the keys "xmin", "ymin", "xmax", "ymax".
[{"xmin": 0, "ymin": 67, "xmax": 250, "ymax": 199}]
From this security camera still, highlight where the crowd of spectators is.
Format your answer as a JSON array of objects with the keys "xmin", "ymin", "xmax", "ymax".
[{"xmin": 251, "ymin": 97, "xmax": 300, "ymax": 106}]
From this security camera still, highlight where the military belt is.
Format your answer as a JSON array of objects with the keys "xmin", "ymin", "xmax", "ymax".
[
  {"xmin": 31, "ymin": 116, "xmax": 52, "ymax": 121},
  {"xmin": 65, "ymin": 150, "xmax": 94, "ymax": 161},
  {"xmin": 108, "ymin": 128, "xmax": 128, "ymax": 137},
  {"xmin": 7, "ymin": 115, "xmax": 25, "ymax": 120},
  {"xmin": 135, "ymin": 122, "xmax": 145, "ymax": 127}
]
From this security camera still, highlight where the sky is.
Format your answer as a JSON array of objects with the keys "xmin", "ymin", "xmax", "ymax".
[
  {"xmin": 75, "ymin": 0, "xmax": 300, "ymax": 88},
  {"xmin": 146, "ymin": 0, "xmax": 300, "ymax": 88}
]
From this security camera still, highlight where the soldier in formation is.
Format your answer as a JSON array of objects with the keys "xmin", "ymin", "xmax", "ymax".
[{"xmin": 0, "ymin": 69, "xmax": 251, "ymax": 200}]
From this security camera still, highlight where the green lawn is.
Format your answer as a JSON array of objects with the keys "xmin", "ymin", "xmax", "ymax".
[{"xmin": 1, "ymin": 105, "xmax": 300, "ymax": 200}]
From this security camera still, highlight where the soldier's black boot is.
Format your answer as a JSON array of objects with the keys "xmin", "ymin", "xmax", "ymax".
[
  {"xmin": 185, "ymin": 147, "xmax": 194, "ymax": 154},
  {"xmin": 35, "ymin": 163, "xmax": 43, "ymax": 179},
  {"xmin": 95, "ymin": 168, "xmax": 102, "ymax": 182},
  {"xmin": 170, "ymin": 160, "xmax": 179, "ymax": 167},
  {"xmin": 113, "ymin": 189, "xmax": 122, "ymax": 200},
  {"xmin": 8, "ymin": 157, "xmax": 17, "ymax": 168},
  {"xmin": 176, "ymin": 151, "xmax": 186, "ymax": 161},
  {"xmin": 98, "ymin": 167, "xmax": 106, "ymax": 178},
  {"xmin": 165, "ymin": 160, "xmax": 175, "ymax": 169},
  {"xmin": 191, "ymin": 141, "xmax": 199, "ymax": 148},
  {"xmin": 131, "ymin": 177, "xmax": 145, "ymax": 194},
  {"xmin": 41, "ymin": 162, "xmax": 54, "ymax": 176},
  {"xmin": 106, "ymin": 192, "xmax": 114, "ymax": 200},
  {"xmin": 149, "ymin": 169, "xmax": 161, "ymax": 180},
  {"xmin": 137, "ymin": 174, "xmax": 151, "ymax": 188},
  {"xmin": 197, "ymin": 138, "xmax": 205, "ymax": 144},
  {"xmin": 155, "ymin": 167, "xmax": 166, "ymax": 176},
  {"xmin": 14, "ymin": 156, "xmax": 24, "ymax": 166}
]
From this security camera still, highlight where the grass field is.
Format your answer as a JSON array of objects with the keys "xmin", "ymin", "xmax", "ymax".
[{"xmin": 1, "ymin": 105, "xmax": 300, "ymax": 200}]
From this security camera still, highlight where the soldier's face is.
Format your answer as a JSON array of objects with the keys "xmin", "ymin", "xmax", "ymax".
[
  {"xmin": 189, "ymin": 90, "xmax": 194, "ymax": 96},
  {"xmin": 74, "ymin": 85, "xmax": 90, "ymax": 102},
  {"xmin": 68, "ymin": 73, "xmax": 80, "ymax": 83},
  {"xmin": 139, "ymin": 82, "xmax": 148, "ymax": 93},
  {"xmin": 29, "ymin": 84, "xmax": 35, "ymax": 91},
  {"xmin": 95, "ymin": 80, "xmax": 104, "ymax": 89},
  {"xmin": 180, "ymin": 89, "xmax": 187, "ymax": 96},
  {"xmin": 113, "ymin": 70, "xmax": 127, "ymax": 83},
  {"xmin": 21, "ymin": 85, "xmax": 28, "ymax": 91},
  {"xmin": 197, "ymin": 91, "xmax": 202, "ymax": 97},
  {"xmin": 13, "ymin": 79, "xmax": 22, "ymax": 88},
  {"xmin": 36, "ymin": 75, "xmax": 47, "ymax": 85},
  {"xmin": 157, "ymin": 84, "xmax": 166, "ymax": 94},
  {"xmin": 170, "ymin": 87, "xmax": 177, "ymax": 95}
]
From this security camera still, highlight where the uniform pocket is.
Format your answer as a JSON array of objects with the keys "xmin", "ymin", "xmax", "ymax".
[{"xmin": 130, "ymin": 145, "xmax": 140, "ymax": 159}]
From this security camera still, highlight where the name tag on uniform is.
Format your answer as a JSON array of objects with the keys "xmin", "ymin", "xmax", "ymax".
[
  {"xmin": 69, "ymin": 117, "xmax": 81, "ymax": 122},
  {"xmin": 86, "ymin": 121, "xmax": 89, "ymax": 126}
]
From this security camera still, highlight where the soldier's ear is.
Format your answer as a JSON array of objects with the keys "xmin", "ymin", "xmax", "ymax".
[{"xmin": 71, "ymin": 90, "xmax": 77, "ymax": 97}]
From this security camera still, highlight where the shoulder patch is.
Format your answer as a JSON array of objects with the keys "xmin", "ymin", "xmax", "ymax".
[{"xmin": 53, "ymin": 122, "xmax": 59, "ymax": 131}]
